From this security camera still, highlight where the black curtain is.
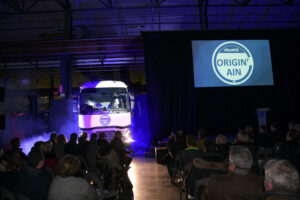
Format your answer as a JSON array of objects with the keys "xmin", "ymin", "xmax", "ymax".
[{"xmin": 143, "ymin": 30, "xmax": 300, "ymax": 140}]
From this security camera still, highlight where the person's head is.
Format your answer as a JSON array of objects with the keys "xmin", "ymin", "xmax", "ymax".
[
  {"xmin": 31, "ymin": 141, "xmax": 43, "ymax": 152},
  {"xmin": 175, "ymin": 130, "xmax": 184, "ymax": 142},
  {"xmin": 90, "ymin": 133, "xmax": 97, "ymax": 141},
  {"xmin": 236, "ymin": 131, "xmax": 250, "ymax": 143},
  {"xmin": 259, "ymin": 125, "xmax": 267, "ymax": 134},
  {"xmin": 286, "ymin": 129, "xmax": 300, "ymax": 142},
  {"xmin": 27, "ymin": 150, "xmax": 44, "ymax": 169},
  {"xmin": 56, "ymin": 155, "xmax": 81, "ymax": 178},
  {"xmin": 1, "ymin": 149, "xmax": 22, "ymax": 171},
  {"xmin": 10, "ymin": 137, "xmax": 20, "ymax": 149},
  {"xmin": 70, "ymin": 133, "xmax": 78, "ymax": 143},
  {"xmin": 186, "ymin": 134, "xmax": 196, "ymax": 147},
  {"xmin": 40, "ymin": 141, "xmax": 52, "ymax": 153},
  {"xmin": 270, "ymin": 122, "xmax": 279, "ymax": 132},
  {"xmin": 288, "ymin": 121, "xmax": 296, "ymax": 131},
  {"xmin": 78, "ymin": 136, "xmax": 87, "ymax": 144},
  {"xmin": 204, "ymin": 139, "xmax": 216, "ymax": 153},
  {"xmin": 229, "ymin": 145, "xmax": 252, "ymax": 173},
  {"xmin": 90, "ymin": 133, "xmax": 97, "ymax": 144},
  {"xmin": 57, "ymin": 134, "xmax": 67, "ymax": 144},
  {"xmin": 115, "ymin": 131, "xmax": 122, "ymax": 139},
  {"xmin": 264, "ymin": 159, "xmax": 299, "ymax": 193},
  {"xmin": 197, "ymin": 129, "xmax": 207, "ymax": 140},
  {"xmin": 216, "ymin": 134, "xmax": 227, "ymax": 144},
  {"xmin": 81, "ymin": 132, "xmax": 88, "ymax": 140},
  {"xmin": 50, "ymin": 133, "xmax": 58, "ymax": 143},
  {"xmin": 98, "ymin": 132, "xmax": 106, "ymax": 139}
]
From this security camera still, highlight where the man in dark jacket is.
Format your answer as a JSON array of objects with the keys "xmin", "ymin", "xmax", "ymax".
[
  {"xmin": 16, "ymin": 150, "xmax": 52, "ymax": 200},
  {"xmin": 110, "ymin": 131, "xmax": 133, "ymax": 168},
  {"xmin": 64, "ymin": 133, "xmax": 78, "ymax": 155},
  {"xmin": 175, "ymin": 134, "xmax": 203, "ymax": 170},
  {"xmin": 263, "ymin": 159, "xmax": 300, "ymax": 200},
  {"xmin": 201, "ymin": 145, "xmax": 263, "ymax": 200}
]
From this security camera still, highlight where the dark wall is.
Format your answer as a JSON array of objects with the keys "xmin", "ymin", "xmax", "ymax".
[{"xmin": 143, "ymin": 30, "xmax": 300, "ymax": 140}]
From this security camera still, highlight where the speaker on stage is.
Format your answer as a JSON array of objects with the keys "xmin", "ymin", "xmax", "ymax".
[
  {"xmin": 0, "ymin": 115, "xmax": 6, "ymax": 130},
  {"xmin": 0, "ymin": 87, "xmax": 5, "ymax": 102}
]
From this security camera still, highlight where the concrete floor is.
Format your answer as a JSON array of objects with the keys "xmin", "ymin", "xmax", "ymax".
[{"xmin": 128, "ymin": 157, "xmax": 182, "ymax": 200}]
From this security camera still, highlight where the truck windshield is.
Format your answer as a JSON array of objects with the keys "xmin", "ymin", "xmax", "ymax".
[{"xmin": 80, "ymin": 88, "xmax": 130, "ymax": 114}]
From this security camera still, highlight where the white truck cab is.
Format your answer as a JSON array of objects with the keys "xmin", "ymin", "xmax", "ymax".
[{"xmin": 78, "ymin": 81, "xmax": 133, "ymax": 143}]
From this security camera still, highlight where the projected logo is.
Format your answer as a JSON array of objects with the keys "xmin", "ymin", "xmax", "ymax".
[
  {"xmin": 212, "ymin": 41, "xmax": 254, "ymax": 85},
  {"xmin": 100, "ymin": 115, "xmax": 111, "ymax": 126}
]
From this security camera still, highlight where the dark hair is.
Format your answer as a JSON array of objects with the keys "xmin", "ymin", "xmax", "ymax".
[
  {"xmin": 31, "ymin": 141, "xmax": 43, "ymax": 152},
  {"xmin": 50, "ymin": 133, "xmax": 57, "ymax": 141},
  {"xmin": 78, "ymin": 136, "xmax": 87, "ymax": 144},
  {"xmin": 10, "ymin": 137, "xmax": 20, "ymax": 149},
  {"xmin": 56, "ymin": 155, "xmax": 81, "ymax": 178},
  {"xmin": 27, "ymin": 150, "xmax": 44, "ymax": 168},
  {"xmin": 186, "ymin": 134, "xmax": 196, "ymax": 147},
  {"xmin": 57, "ymin": 134, "xmax": 67, "ymax": 144},
  {"xmin": 2, "ymin": 149, "xmax": 22, "ymax": 171},
  {"xmin": 91, "ymin": 133, "xmax": 97, "ymax": 140},
  {"xmin": 115, "ymin": 131, "xmax": 122, "ymax": 137},
  {"xmin": 70, "ymin": 133, "xmax": 78, "ymax": 142},
  {"xmin": 204, "ymin": 139, "xmax": 216, "ymax": 153},
  {"xmin": 98, "ymin": 132, "xmax": 106, "ymax": 139}
]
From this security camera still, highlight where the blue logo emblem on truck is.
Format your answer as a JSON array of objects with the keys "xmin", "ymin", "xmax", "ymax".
[
  {"xmin": 100, "ymin": 115, "xmax": 111, "ymax": 126},
  {"xmin": 212, "ymin": 41, "xmax": 254, "ymax": 85}
]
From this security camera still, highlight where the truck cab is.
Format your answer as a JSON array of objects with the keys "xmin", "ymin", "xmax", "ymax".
[{"xmin": 78, "ymin": 81, "xmax": 133, "ymax": 143}]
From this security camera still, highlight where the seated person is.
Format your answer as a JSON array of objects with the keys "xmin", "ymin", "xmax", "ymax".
[
  {"xmin": 263, "ymin": 159, "xmax": 300, "ymax": 200},
  {"xmin": 16, "ymin": 150, "xmax": 52, "ymax": 200},
  {"xmin": 215, "ymin": 134, "xmax": 229, "ymax": 159},
  {"xmin": 48, "ymin": 155, "xmax": 98, "ymax": 200},
  {"xmin": 185, "ymin": 139, "xmax": 226, "ymax": 197},
  {"xmin": 175, "ymin": 134, "xmax": 203, "ymax": 171},
  {"xmin": 201, "ymin": 145, "xmax": 263, "ymax": 200}
]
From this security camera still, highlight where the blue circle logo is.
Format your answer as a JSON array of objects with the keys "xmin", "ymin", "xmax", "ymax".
[
  {"xmin": 212, "ymin": 41, "xmax": 254, "ymax": 85},
  {"xmin": 100, "ymin": 115, "xmax": 111, "ymax": 126}
]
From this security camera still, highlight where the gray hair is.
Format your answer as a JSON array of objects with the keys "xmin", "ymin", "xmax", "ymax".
[
  {"xmin": 264, "ymin": 159, "xmax": 299, "ymax": 193},
  {"xmin": 229, "ymin": 145, "xmax": 252, "ymax": 170}
]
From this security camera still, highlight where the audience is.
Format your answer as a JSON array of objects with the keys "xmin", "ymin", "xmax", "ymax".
[
  {"xmin": 201, "ymin": 145, "xmax": 263, "ymax": 200},
  {"xmin": 263, "ymin": 159, "xmax": 300, "ymax": 200},
  {"xmin": 1, "ymin": 120, "xmax": 299, "ymax": 200}
]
